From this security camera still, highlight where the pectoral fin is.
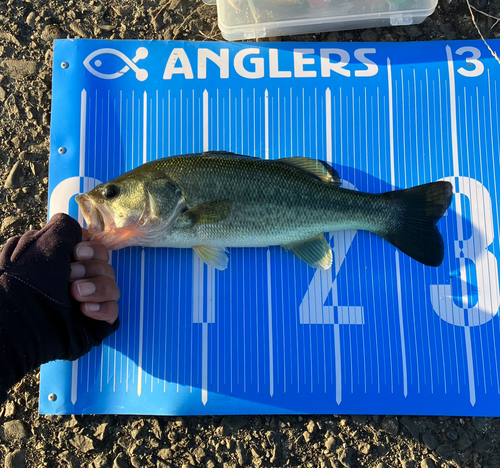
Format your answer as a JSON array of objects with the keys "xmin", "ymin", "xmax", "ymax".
[
  {"xmin": 193, "ymin": 245, "xmax": 229, "ymax": 270},
  {"xmin": 283, "ymin": 234, "xmax": 333, "ymax": 270},
  {"xmin": 177, "ymin": 199, "xmax": 231, "ymax": 228},
  {"xmin": 281, "ymin": 157, "xmax": 341, "ymax": 187}
]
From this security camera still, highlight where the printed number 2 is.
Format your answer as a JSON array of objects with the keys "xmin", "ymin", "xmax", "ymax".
[
  {"xmin": 430, "ymin": 177, "xmax": 500, "ymax": 327},
  {"xmin": 456, "ymin": 47, "xmax": 484, "ymax": 77}
]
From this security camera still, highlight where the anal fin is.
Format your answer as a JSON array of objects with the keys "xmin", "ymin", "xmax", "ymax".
[
  {"xmin": 193, "ymin": 245, "xmax": 229, "ymax": 270},
  {"xmin": 283, "ymin": 234, "xmax": 332, "ymax": 270}
]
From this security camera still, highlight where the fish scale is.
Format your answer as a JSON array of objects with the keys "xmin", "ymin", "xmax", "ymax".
[
  {"xmin": 153, "ymin": 154, "xmax": 389, "ymax": 246},
  {"xmin": 76, "ymin": 152, "xmax": 453, "ymax": 270}
]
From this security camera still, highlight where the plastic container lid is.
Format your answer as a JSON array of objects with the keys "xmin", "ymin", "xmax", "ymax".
[{"xmin": 204, "ymin": 0, "xmax": 437, "ymax": 40}]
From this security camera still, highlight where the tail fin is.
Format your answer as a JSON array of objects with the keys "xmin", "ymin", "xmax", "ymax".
[{"xmin": 381, "ymin": 181, "xmax": 453, "ymax": 267}]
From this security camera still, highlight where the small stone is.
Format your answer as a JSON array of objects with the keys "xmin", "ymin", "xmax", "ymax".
[
  {"xmin": 4, "ymin": 400, "xmax": 16, "ymax": 417},
  {"xmin": 400, "ymin": 416, "xmax": 420, "ymax": 440},
  {"xmin": 90, "ymin": 453, "xmax": 109, "ymax": 468},
  {"xmin": 41, "ymin": 25, "xmax": 63, "ymax": 42},
  {"xmin": 303, "ymin": 430, "xmax": 311, "ymax": 443},
  {"xmin": 4, "ymin": 94, "xmax": 19, "ymax": 117},
  {"xmin": 112, "ymin": 5, "xmax": 133, "ymax": 16},
  {"xmin": 351, "ymin": 415, "xmax": 367, "ymax": 424},
  {"xmin": 236, "ymin": 442, "xmax": 246, "ymax": 466},
  {"xmin": 421, "ymin": 459, "xmax": 436, "ymax": 468},
  {"xmin": 70, "ymin": 21, "xmax": 88, "ymax": 37},
  {"xmin": 381, "ymin": 33, "xmax": 395, "ymax": 42},
  {"xmin": 11, "ymin": 136, "xmax": 20, "ymax": 148},
  {"xmin": 421, "ymin": 432, "xmax": 438, "ymax": 450},
  {"xmin": 130, "ymin": 456, "xmax": 142, "ymax": 468},
  {"xmin": 193, "ymin": 446, "xmax": 206, "ymax": 463},
  {"xmin": 157, "ymin": 449, "xmax": 172, "ymax": 461},
  {"xmin": 406, "ymin": 25, "xmax": 423, "ymax": 38},
  {"xmin": 220, "ymin": 416, "xmax": 249, "ymax": 435},
  {"xmin": 435, "ymin": 443, "xmax": 453, "ymax": 459},
  {"xmin": 472, "ymin": 417, "xmax": 489, "ymax": 432},
  {"xmin": 113, "ymin": 453, "xmax": 129, "ymax": 468},
  {"xmin": 326, "ymin": 31, "xmax": 339, "ymax": 42},
  {"xmin": 447, "ymin": 431, "xmax": 458, "ymax": 441},
  {"xmin": 1, "ymin": 215, "xmax": 22, "ymax": 233},
  {"xmin": 475, "ymin": 439, "xmax": 493, "ymax": 454},
  {"xmin": 0, "ymin": 32, "xmax": 21, "ymax": 47},
  {"xmin": 401, "ymin": 461, "xmax": 415, "ymax": 468},
  {"xmin": 359, "ymin": 442, "xmax": 371, "ymax": 454},
  {"xmin": 360, "ymin": 30, "xmax": 378, "ymax": 42},
  {"xmin": 94, "ymin": 423, "xmax": 108, "ymax": 440},
  {"xmin": 70, "ymin": 434, "xmax": 95, "ymax": 453},
  {"xmin": 250, "ymin": 446, "xmax": 263, "ymax": 464},
  {"xmin": 269, "ymin": 445, "xmax": 277, "ymax": 464},
  {"xmin": 150, "ymin": 419, "xmax": 162, "ymax": 439},
  {"xmin": 98, "ymin": 24, "xmax": 115, "ymax": 31},
  {"xmin": 5, "ymin": 449, "xmax": 26, "ymax": 468},
  {"xmin": 26, "ymin": 12, "xmax": 36, "ymax": 27},
  {"xmin": 4, "ymin": 60, "xmax": 37, "ymax": 78},
  {"xmin": 63, "ymin": 415, "xmax": 78, "ymax": 428},
  {"xmin": 306, "ymin": 420, "xmax": 316, "ymax": 433},
  {"xmin": 337, "ymin": 447, "xmax": 354, "ymax": 468},
  {"xmin": 325, "ymin": 436, "xmax": 335, "ymax": 451},
  {"xmin": 3, "ymin": 420, "xmax": 28, "ymax": 440},
  {"xmin": 58, "ymin": 451, "xmax": 78, "ymax": 468},
  {"xmin": 381, "ymin": 416, "xmax": 399, "ymax": 437},
  {"xmin": 456, "ymin": 428, "xmax": 472, "ymax": 450},
  {"xmin": 0, "ymin": 86, "xmax": 5, "ymax": 101}
]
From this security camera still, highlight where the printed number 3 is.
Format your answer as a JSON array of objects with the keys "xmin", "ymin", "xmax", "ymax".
[
  {"xmin": 456, "ymin": 47, "xmax": 484, "ymax": 77},
  {"xmin": 431, "ymin": 177, "xmax": 500, "ymax": 327}
]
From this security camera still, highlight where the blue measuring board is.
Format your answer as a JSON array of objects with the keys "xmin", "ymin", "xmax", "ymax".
[{"xmin": 40, "ymin": 39, "xmax": 500, "ymax": 416}]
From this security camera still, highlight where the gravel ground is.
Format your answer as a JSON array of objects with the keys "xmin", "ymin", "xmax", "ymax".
[{"xmin": 1, "ymin": 0, "xmax": 500, "ymax": 467}]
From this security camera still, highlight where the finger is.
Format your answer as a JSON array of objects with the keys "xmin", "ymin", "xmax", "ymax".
[
  {"xmin": 80, "ymin": 301, "xmax": 119, "ymax": 325},
  {"xmin": 73, "ymin": 241, "xmax": 110, "ymax": 262},
  {"xmin": 70, "ymin": 260, "xmax": 116, "ymax": 282},
  {"xmin": 71, "ymin": 276, "xmax": 121, "ymax": 303}
]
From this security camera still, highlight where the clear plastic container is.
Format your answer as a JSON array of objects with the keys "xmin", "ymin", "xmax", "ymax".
[{"xmin": 204, "ymin": 0, "xmax": 437, "ymax": 41}]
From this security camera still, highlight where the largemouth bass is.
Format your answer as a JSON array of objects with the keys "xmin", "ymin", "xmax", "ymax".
[{"xmin": 76, "ymin": 152, "xmax": 453, "ymax": 270}]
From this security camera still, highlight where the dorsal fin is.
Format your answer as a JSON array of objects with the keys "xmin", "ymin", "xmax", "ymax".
[
  {"xmin": 201, "ymin": 151, "xmax": 258, "ymax": 159},
  {"xmin": 280, "ymin": 157, "xmax": 341, "ymax": 187}
]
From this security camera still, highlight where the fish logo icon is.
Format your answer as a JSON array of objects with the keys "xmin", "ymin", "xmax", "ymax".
[{"xmin": 83, "ymin": 47, "xmax": 149, "ymax": 81}]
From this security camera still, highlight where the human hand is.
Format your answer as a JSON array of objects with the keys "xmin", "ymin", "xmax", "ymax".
[
  {"xmin": 0, "ymin": 213, "xmax": 120, "ymax": 389},
  {"xmin": 70, "ymin": 235, "xmax": 120, "ymax": 325}
]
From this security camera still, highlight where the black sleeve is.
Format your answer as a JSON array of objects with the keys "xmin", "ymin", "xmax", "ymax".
[{"xmin": 0, "ymin": 213, "xmax": 119, "ymax": 404}]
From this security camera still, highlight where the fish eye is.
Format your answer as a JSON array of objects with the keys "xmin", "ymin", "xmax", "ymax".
[{"xmin": 103, "ymin": 184, "xmax": 120, "ymax": 200}]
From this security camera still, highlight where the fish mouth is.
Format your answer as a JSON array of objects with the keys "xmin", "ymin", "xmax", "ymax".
[
  {"xmin": 75, "ymin": 191, "xmax": 186, "ymax": 251},
  {"xmin": 75, "ymin": 193, "xmax": 148, "ymax": 250},
  {"xmin": 76, "ymin": 194, "xmax": 106, "ymax": 234}
]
